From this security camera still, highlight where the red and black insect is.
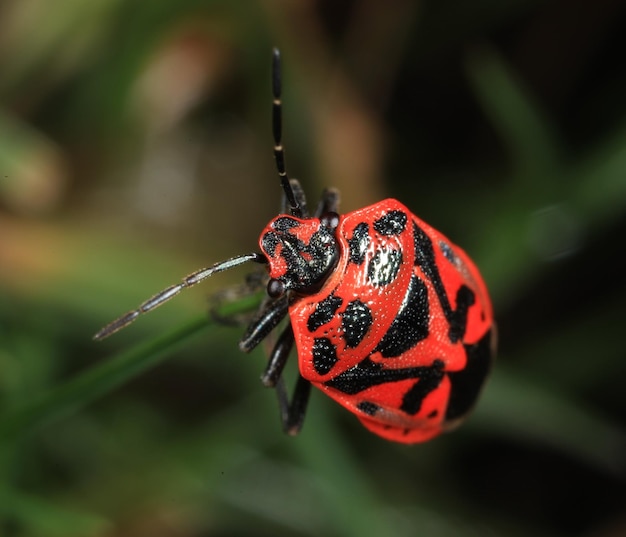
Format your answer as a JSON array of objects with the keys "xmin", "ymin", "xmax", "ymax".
[{"xmin": 95, "ymin": 49, "xmax": 495, "ymax": 443}]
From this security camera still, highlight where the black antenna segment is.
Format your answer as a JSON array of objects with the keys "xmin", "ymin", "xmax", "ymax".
[{"xmin": 272, "ymin": 48, "xmax": 302, "ymax": 218}]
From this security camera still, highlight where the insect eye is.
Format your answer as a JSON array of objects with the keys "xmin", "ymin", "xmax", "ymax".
[
  {"xmin": 267, "ymin": 278, "xmax": 286, "ymax": 298},
  {"xmin": 320, "ymin": 212, "xmax": 340, "ymax": 230}
]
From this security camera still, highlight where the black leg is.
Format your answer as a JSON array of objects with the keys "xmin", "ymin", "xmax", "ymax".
[
  {"xmin": 315, "ymin": 187, "xmax": 340, "ymax": 216},
  {"xmin": 263, "ymin": 322, "xmax": 313, "ymax": 435},
  {"xmin": 261, "ymin": 323, "xmax": 294, "ymax": 387},
  {"xmin": 239, "ymin": 294, "xmax": 289, "ymax": 352},
  {"xmin": 209, "ymin": 271, "xmax": 268, "ymax": 327},
  {"xmin": 274, "ymin": 372, "xmax": 312, "ymax": 435}
]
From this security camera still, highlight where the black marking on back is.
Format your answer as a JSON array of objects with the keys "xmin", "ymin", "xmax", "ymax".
[
  {"xmin": 374, "ymin": 275, "xmax": 429, "ymax": 358},
  {"xmin": 272, "ymin": 216, "xmax": 300, "ymax": 232},
  {"xmin": 312, "ymin": 337, "xmax": 339, "ymax": 375},
  {"xmin": 400, "ymin": 359, "xmax": 445, "ymax": 415},
  {"xmin": 307, "ymin": 294, "xmax": 343, "ymax": 332},
  {"xmin": 324, "ymin": 357, "xmax": 445, "ymax": 399},
  {"xmin": 367, "ymin": 248, "xmax": 403, "ymax": 286},
  {"xmin": 261, "ymin": 232, "xmax": 280, "ymax": 257},
  {"xmin": 357, "ymin": 401, "xmax": 380, "ymax": 416},
  {"xmin": 413, "ymin": 221, "xmax": 474, "ymax": 343},
  {"xmin": 439, "ymin": 240, "xmax": 458, "ymax": 265},
  {"xmin": 449, "ymin": 285, "xmax": 475, "ymax": 343},
  {"xmin": 348, "ymin": 222, "xmax": 370, "ymax": 265},
  {"xmin": 341, "ymin": 299, "xmax": 373, "ymax": 348},
  {"xmin": 374, "ymin": 210, "xmax": 407, "ymax": 236},
  {"xmin": 445, "ymin": 329, "xmax": 493, "ymax": 421}
]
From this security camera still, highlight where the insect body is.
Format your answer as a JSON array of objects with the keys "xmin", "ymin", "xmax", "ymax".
[{"xmin": 95, "ymin": 49, "xmax": 495, "ymax": 444}]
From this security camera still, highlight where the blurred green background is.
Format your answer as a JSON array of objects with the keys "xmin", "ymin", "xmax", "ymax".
[{"xmin": 1, "ymin": 1, "xmax": 625, "ymax": 536}]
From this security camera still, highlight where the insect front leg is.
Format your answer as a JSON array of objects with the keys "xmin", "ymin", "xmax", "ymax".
[
  {"xmin": 239, "ymin": 294, "xmax": 289, "ymax": 352},
  {"xmin": 209, "ymin": 271, "xmax": 269, "ymax": 327}
]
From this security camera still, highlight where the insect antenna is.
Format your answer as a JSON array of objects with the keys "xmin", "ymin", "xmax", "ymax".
[
  {"xmin": 93, "ymin": 252, "xmax": 267, "ymax": 340},
  {"xmin": 272, "ymin": 48, "xmax": 303, "ymax": 218}
]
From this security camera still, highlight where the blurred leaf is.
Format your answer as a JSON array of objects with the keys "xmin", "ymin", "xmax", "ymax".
[
  {"xmin": 474, "ymin": 368, "xmax": 626, "ymax": 477},
  {"xmin": 0, "ymin": 0, "xmax": 124, "ymax": 95},
  {"xmin": 0, "ymin": 486, "xmax": 109, "ymax": 537},
  {"xmin": 0, "ymin": 112, "xmax": 66, "ymax": 213},
  {"xmin": 467, "ymin": 45, "xmax": 562, "ymax": 183}
]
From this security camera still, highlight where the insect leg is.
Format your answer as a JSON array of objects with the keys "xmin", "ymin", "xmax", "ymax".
[
  {"xmin": 275, "ymin": 372, "xmax": 312, "ymax": 436},
  {"xmin": 238, "ymin": 294, "xmax": 289, "ymax": 352},
  {"xmin": 262, "ymin": 323, "xmax": 312, "ymax": 435},
  {"xmin": 261, "ymin": 323, "xmax": 293, "ymax": 387},
  {"xmin": 209, "ymin": 271, "xmax": 268, "ymax": 327},
  {"xmin": 315, "ymin": 187, "xmax": 340, "ymax": 216}
]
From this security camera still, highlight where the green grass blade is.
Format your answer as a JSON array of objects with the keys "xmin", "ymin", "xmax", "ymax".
[{"xmin": 0, "ymin": 292, "xmax": 262, "ymax": 444}]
